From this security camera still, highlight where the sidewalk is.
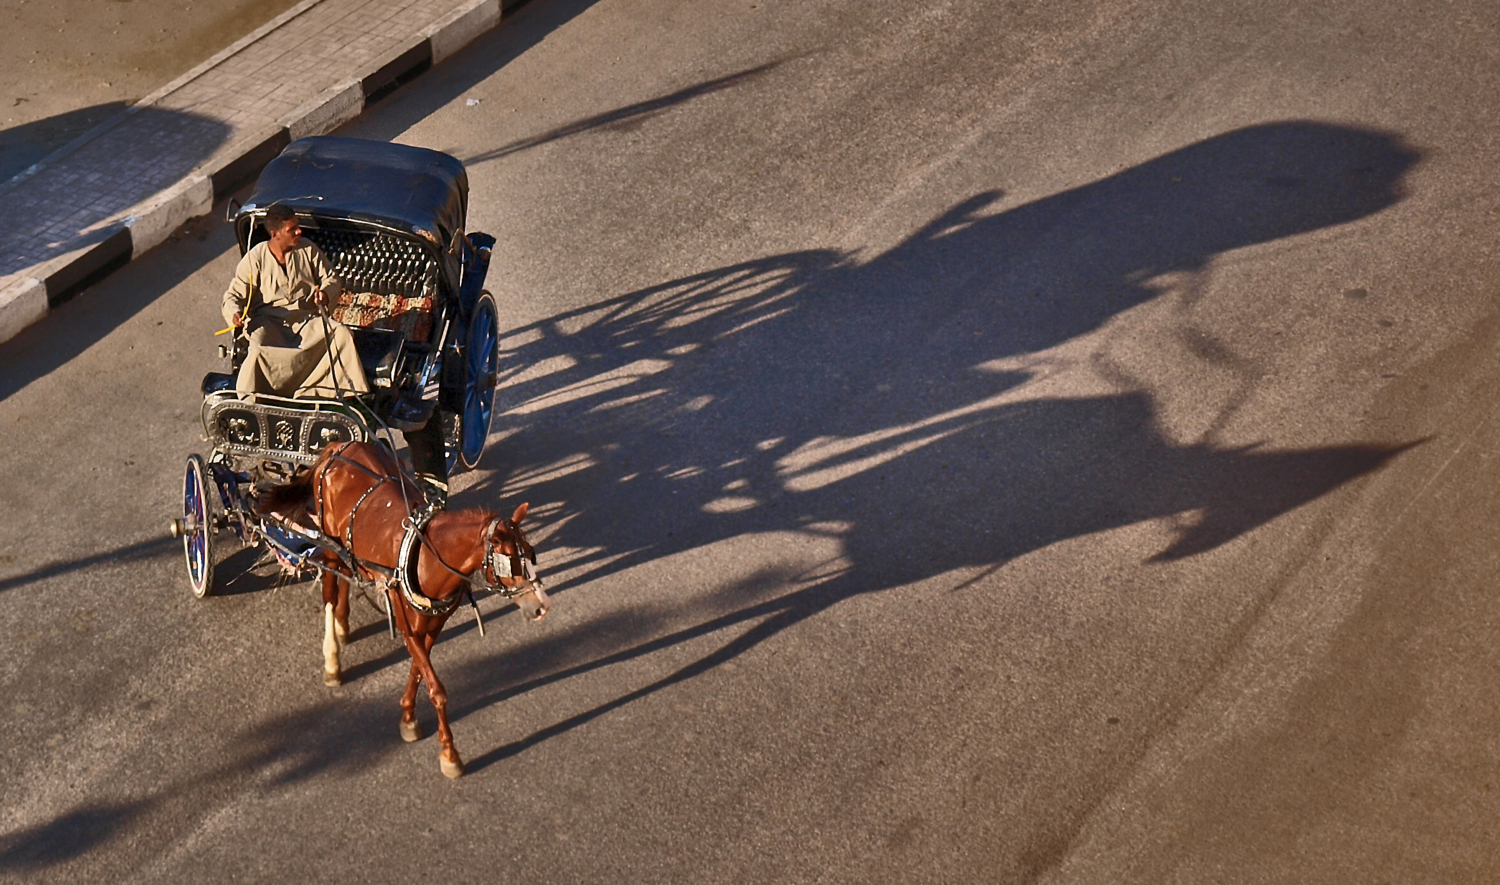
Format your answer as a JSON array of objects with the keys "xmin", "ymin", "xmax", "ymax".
[{"xmin": 0, "ymin": 0, "xmax": 516, "ymax": 345}]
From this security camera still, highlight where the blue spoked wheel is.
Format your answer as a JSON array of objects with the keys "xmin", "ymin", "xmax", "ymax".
[
  {"xmin": 455, "ymin": 290, "xmax": 500, "ymax": 471},
  {"xmin": 181, "ymin": 454, "xmax": 216, "ymax": 598}
]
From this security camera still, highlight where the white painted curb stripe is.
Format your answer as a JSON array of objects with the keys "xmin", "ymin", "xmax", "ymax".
[
  {"xmin": 285, "ymin": 80, "xmax": 367, "ymax": 142},
  {"xmin": 126, "ymin": 175, "xmax": 216, "ymax": 258},
  {"xmin": 428, "ymin": 0, "xmax": 502, "ymax": 65},
  {"xmin": 0, "ymin": 278, "xmax": 48, "ymax": 345}
]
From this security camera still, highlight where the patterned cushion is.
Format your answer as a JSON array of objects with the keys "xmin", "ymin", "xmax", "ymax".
[
  {"xmin": 331, "ymin": 290, "xmax": 434, "ymax": 341},
  {"xmin": 304, "ymin": 226, "xmax": 441, "ymax": 342}
]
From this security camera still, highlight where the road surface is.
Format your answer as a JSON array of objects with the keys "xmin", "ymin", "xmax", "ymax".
[{"xmin": 2, "ymin": 0, "xmax": 1499, "ymax": 881}]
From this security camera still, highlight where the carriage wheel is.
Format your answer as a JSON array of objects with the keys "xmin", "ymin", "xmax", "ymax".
[
  {"xmin": 181, "ymin": 454, "xmax": 216, "ymax": 598},
  {"xmin": 456, "ymin": 290, "xmax": 500, "ymax": 471}
]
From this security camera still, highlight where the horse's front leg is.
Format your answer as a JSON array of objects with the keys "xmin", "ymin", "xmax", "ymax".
[
  {"xmin": 399, "ymin": 657, "xmax": 424, "ymax": 743},
  {"xmin": 392, "ymin": 588, "xmax": 425, "ymax": 741},
  {"xmin": 321, "ymin": 567, "xmax": 343, "ymax": 686},
  {"xmin": 404, "ymin": 621, "xmax": 463, "ymax": 778}
]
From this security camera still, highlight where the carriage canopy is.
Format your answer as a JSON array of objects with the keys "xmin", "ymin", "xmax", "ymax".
[{"xmin": 235, "ymin": 136, "xmax": 469, "ymax": 257}]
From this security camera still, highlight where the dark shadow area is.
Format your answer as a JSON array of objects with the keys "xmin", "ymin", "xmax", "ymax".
[
  {"xmin": 0, "ymin": 691, "xmax": 404, "ymax": 874},
  {"xmin": 0, "ymin": 536, "xmax": 177, "ymax": 594},
  {"xmin": 0, "ymin": 799, "xmax": 150, "ymax": 871},
  {"xmin": 0, "ymin": 102, "xmax": 132, "ymax": 184},
  {"xmin": 211, "ymin": 544, "xmax": 293, "ymax": 597},
  {"xmin": 0, "ymin": 105, "xmax": 230, "ymax": 280},
  {"xmin": 459, "ymin": 60, "xmax": 783, "ymax": 165},
  {"xmin": 436, "ymin": 121, "xmax": 1422, "ymax": 756}
]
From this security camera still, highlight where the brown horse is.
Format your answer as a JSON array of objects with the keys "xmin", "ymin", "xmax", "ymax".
[{"xmin": 262, "ymin": 440, "xmax": 549, "ymax": 778}]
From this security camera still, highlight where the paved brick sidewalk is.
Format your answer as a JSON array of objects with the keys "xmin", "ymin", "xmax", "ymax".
[{"xmin": 0, "ymin": 0, "xmax": 509, "ymax": 344}]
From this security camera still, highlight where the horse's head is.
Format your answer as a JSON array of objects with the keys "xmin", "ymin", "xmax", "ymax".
[{"xmin": 483, "ymin": 502, "xmax": 549, "ymax": 622}]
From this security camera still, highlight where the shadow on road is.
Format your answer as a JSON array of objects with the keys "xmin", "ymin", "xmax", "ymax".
[
  {"xmin": 458, "ymin": 60, "xmax": 785, "ymax": 165},
  {"xmin": 0, "ymin": 799, "xmax": 152, "ymax": 873},
  {"xmin": 436, "ymin": 120, "xmax": 1422, "ymax": 757},
  {"xmin": 0, "ymin": 698, "xmax": 400, "ymax": 875},
  {"xmin": 0, "ymin": 121, "xmax": 1428, "ymax": 875},
  {"xmin": 0, "ymin": 536, "xmax": 177, "ymax": 595}
]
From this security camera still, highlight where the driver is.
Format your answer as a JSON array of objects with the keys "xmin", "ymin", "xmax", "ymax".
[{"xmin": 223, "ymin": 204, "xmax": 370, "ymax": 399}]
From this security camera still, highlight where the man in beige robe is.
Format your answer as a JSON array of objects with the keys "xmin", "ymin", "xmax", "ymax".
[{"xmin": 223, "ymin": 204, "xmax": 371, "ymax": 398}]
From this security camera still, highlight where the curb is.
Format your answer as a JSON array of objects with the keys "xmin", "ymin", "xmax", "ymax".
[{"xmin": 0, "ymin": 0, "xmax": 511, "ymax": 347}]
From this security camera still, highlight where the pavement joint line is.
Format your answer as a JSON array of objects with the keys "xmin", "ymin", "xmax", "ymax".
[{"xmin": 0, "ymin": 0, "xmax": 516, "ymax": 347}]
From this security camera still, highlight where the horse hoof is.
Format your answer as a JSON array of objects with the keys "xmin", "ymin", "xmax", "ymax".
[
  {"xmin": 440, "ymin": 755, "xmax": 465, "ymax": 779},
  {"xmin": 400, "ymin": 719, "xmax": 424, "ymax": 743},
  {"xmin": 323, "ymin": 669, "xmax": 342, "ymax": 686}
]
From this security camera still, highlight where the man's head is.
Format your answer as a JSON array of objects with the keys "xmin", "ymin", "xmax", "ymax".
[{"xmin": 263, "ymin": 204, "xmax": 302, "ymax": 250}]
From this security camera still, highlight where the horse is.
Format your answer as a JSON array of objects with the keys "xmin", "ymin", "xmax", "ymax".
[{"xmin": 260, "ymin": 440, "xmax": 550, "ymax": 778}]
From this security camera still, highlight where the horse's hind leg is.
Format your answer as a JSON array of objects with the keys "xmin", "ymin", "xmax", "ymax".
[
  {"xmin": 333, "ymin": 575, "xmax": 350, "ymax": 646},
  {"xmin": 321, "ymin": 569, "xmax": 343, "ymax": 686}
]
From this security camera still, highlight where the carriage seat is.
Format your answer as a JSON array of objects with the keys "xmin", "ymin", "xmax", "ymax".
[
  {"xmin": 301, "ymin": 226, "xmax": 442, "ymax": 389},
  {"xmin": 303, "ymin": 226, "xmax": 440, "ymax": 341}
]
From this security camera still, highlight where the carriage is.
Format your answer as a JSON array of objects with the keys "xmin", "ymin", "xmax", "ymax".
[
  {"xmin": 167, "ymin": 137, "xmax": 551, "ymax": 779},
  {"xmin": 171, "ymin": 136, "xmax": 505, "ymax": 598}
]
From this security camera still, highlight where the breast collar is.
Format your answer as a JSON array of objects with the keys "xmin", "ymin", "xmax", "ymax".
[{"xmin": 396, "ymin": 505, "xmax": 464, "ymax": 617}]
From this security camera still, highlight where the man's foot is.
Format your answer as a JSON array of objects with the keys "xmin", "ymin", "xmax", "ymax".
[
  {"xmin": 387, "ymin": 394, "xmax": 436, "ymax": 431},
  {"xmin": 416, "ymin": 473, "xmax": 448, "ymax": 509}
]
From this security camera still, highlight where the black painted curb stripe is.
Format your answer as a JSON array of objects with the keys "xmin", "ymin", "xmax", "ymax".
[
  {"xmin": 45, "ymin": 227, "xmax": 133, "ymax": 307},
  {"xmin": 364, "ymin": 39, "xmax": 435, "ymax": 105}
]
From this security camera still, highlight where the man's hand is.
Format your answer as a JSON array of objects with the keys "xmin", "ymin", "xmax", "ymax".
[{"xmin": 311, "ymin": 288, "xmax": 329, "ymax": 311}]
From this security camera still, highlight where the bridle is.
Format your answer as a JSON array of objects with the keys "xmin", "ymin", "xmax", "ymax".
[
  {"xmin": 477, "ymin": 514, "xmax": 542, "ymax": 598},
  {"xmin": 403, "ymin": 509, "xmax": 543, "ymax": 607}
]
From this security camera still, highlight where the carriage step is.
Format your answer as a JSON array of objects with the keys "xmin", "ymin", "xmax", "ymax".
[{"xmin": 201, "ymin": 372, "xmax": 235, "ymax": 395}]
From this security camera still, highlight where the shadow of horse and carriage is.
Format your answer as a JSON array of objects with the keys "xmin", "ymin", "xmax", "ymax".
[
  {"xmin": 0, "ymin": 116, "xmax": 1428, "ymax": 872},
  {"xmin": 69, "ymin": 120, "xmax": 1431, "ymax": 780},
  {"xmin": 295, "ymin": 119, "xmax": 1420, "ymax": 774}
]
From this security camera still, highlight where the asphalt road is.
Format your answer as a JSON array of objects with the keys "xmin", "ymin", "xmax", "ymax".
[{"xmin": 3, "ymin": 0, "xmax": 1500, "ymax": 882}]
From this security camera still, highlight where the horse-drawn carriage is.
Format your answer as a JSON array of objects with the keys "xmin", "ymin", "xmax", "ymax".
[
  {"xmin": 169, "ymin": 136, "xmax": 548, "ymax": 778},
  {"xmin": 173, "ymin": 135, "xmax": 503, "ymax": 598}
]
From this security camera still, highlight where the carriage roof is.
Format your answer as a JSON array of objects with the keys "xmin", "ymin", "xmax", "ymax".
[{"xmin": 236, "ymin": 137, "xmax": 469, "ymax": 250}]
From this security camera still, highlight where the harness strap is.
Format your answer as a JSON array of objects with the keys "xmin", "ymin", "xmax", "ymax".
[
  {"xmin": 397, "ymin": 507, "xmax": 464, "ymax": 617},
  {"xmin": 328, "ymin": 451, "xmax": 388, "ymax": 481},
  {"xmin": 343, "ymin": 476, "xmax": 392, "ymax": 550},
  {"xmin": 314, "ymin": 440, "xmax": 358, "ymax": 528}
]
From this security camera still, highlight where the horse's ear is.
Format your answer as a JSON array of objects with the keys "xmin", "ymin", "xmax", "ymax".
[{"xmin": 512, "ymin": 502, "xmax": 530, "ymax": 525}]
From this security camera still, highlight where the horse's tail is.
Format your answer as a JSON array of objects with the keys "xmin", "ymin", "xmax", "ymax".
[{"xmin": 255, "ymin": 465, "xmax": 316, "ymax": 516}]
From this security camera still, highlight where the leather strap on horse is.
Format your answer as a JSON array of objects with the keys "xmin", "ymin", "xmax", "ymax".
[
  {"xmin": 396, "ymin": 506, "xmax": 464, "ymax": 617},
  {"xmin": 343, "ymin": 476, "xmax": 392, "ymax": 550},
  {"xmin": 314, "ymin": 440, "xmax": 359, "ymax": 529}
]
